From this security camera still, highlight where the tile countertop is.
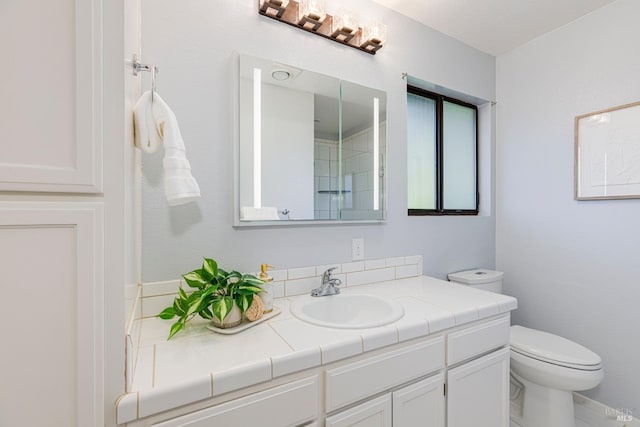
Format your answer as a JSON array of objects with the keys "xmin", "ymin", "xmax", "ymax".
[{"xmin": 117, "ymin": 275, "xmax": 517, "ymax": 424}]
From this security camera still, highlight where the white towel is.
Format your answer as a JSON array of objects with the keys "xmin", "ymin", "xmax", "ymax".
[
  {"xmin": 132, "ymin": 91, "xmax": 161, "ymax": 153},
  {"xmin": 133, "ymin": 90, "xmax": 201, "ymax": 206},
  {"xmin": 240, "ymin": 207, "xmax": 280, "ymax": 221}
]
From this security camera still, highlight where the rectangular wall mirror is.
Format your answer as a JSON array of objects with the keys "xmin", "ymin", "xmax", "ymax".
[{"xmin": 236, "ymin": 53, "xmax": 386, "ymax": 225}]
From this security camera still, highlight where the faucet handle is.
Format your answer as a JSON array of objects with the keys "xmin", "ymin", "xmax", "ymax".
[{"xmin": 322, "ymin": 267, "xmax": 338, "ymax": 281}]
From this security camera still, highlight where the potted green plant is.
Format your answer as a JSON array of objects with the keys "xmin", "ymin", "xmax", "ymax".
[{"xmin": 158, "ymin": 257, "xmax": 264, "ymax": 339}]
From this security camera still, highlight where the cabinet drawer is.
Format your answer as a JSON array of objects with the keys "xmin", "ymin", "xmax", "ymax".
[
  {"xmin": 325, "ymin": 338, "xmax": 445, "ymax": 412},
  {"xmin": 326, "ymin": 394, "xmax": 392, "ymax": 427},
  {"xmin": 447, "ymin": 316, "xmax": 510, "ymax": 365},
  {"xmin": 153, "ymin": 376, "xmax": 318, "ymax": 427}
]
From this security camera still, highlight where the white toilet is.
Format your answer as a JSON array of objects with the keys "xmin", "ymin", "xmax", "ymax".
[{"xmin": 448, "ymin": 269, "xmax": 604, "ymax": 427}]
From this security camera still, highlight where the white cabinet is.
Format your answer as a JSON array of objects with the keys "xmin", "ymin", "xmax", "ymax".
[
  {"xmin": 447, "ymin": 316, "xmax": 510, "ymax": 365},
  {"xmin": 127, "ymin": 316, "xmax": 511, "ymax": 427},
  {"xmin": 327, "ymin": 374, "xmax": 445, "ymax": 427},
  {"xmin": 0, "ymin": 0, "xmax": 103, "ymax": 192},
  {"xmin": 393, "ymin": 375, "xmax": 445, "ymax": 427},
  {"xmin": 0, "ymin": 204, "xmax": 103, "ymax": 427},
  {"xmin": 325, "ymin": 338, "xmax": 444, "ymax": 412},
  {"xmin": 326, "ymin": 394, "xmax": 392, "ymax": 427},
  {"xmin": 447, "ymin": 347, "xmax": 510, "ymax": 427},
  {"xmin": 152, "ymin": 376, "xmax": 319, "ymax": 427}
]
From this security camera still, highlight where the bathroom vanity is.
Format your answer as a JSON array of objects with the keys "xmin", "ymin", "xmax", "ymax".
[{"xmin": 118, "ymin": 275, "xmax": 516, "ymax": 426}]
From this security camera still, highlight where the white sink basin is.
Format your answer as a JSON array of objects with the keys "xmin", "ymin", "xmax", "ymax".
[{"xmin": 290, "ymin": 294, "xmax": 405, "ymax": 329}]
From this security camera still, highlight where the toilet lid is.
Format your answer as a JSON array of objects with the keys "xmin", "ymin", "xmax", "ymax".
[{"xmin": 510, "ymin": 326, "xmax": 602, "ymax": 369}]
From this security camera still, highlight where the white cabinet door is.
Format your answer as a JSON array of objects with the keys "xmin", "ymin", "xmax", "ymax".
[
  {"xmin": 447, "ymin": 347, "xmax": 510, "ymax": 427},
  {"xmin": 0, "ymin": 0, "xmax": 102, "ymax": 192},
  {"xmin": 393, "ymin": 374, "xmax": 445, "ymax": 427},
  {"xmin": 0, "ymin": 204, "xmax": 103, "ymax": 427},
  {"xmin": 326, "ymin": 394, "xmax": 392, "ymax": 427}
]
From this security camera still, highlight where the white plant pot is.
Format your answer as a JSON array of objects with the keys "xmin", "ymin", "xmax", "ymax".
[{"xmin": 211, "ymin": 303, "xmax": 242, "ymax": 329}]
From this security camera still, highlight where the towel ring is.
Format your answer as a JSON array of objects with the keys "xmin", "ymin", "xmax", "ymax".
[
  {"xmin": 129, "ymin": 54, "xmax": 159, "ymax": 102},
  {"xmin": 151, "ymin": 66, "xmax": 158, "ymax": 102}
]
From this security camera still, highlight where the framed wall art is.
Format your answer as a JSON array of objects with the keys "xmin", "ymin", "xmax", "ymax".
[{"xmin": 575, "ymin": 101, "xmax": 640, "ymax": 200}]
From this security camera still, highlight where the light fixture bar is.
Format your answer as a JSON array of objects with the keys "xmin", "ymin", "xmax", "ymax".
[{"xmin": 257, "ymin": 0, "xmax": 385, "ymax": 55}]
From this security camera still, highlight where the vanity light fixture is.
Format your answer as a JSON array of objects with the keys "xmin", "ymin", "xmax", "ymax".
[
  {"xmin": 259, "ymin": 0, "xmax": 289, "ymax": 18},
  {"xmin": 298, "ymin": 0, "xmax": 326, "ymax": 31},
  {"xmin": 257, "ymin": 0, "xmax": 386, "ymax": 55},
  {"xmin": 361, "ymin": 21, "xmax": 387, "ymax": 53},
  {"xmin": 331, "ymin": 9, "xmax": 359, "ymax": 43}
]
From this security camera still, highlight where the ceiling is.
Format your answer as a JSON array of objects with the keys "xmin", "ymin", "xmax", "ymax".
[{"xmin": 370, "ymin": 0, "xmax": 616, "ymax": 55}]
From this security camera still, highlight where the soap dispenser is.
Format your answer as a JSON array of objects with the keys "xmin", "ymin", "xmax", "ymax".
[{"xmin": 258, "ymin": 264, "xmax": 274, "ymax": 313}]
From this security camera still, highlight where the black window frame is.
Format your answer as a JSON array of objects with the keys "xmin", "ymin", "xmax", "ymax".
[{"xmin": 407, "ymin": 85, "xmax": 479, "ymax": 216}]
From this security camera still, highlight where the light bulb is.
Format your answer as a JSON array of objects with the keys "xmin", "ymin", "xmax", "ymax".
[
  {"xmin": 298, "ymin": 0, "xmax": 326, "ymax": 23},
  {"xmin": 362, "ymin": 22, "xmax": 387, "ymax": 45},
  {"xmin": 332, "ymin": 10, "xmax": 359, "ymax": 36}
]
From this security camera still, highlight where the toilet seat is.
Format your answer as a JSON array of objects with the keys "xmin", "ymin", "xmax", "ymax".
[{"xmin": 510, "ymin": 325, "xmax": 602, "ymax": 371}]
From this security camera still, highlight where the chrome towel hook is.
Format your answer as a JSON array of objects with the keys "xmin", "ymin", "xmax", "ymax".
[
  {"xmin": 129, "ymin": 54, "xmax": 159, "ymax": 102},
  {"xmin": 151, "ymin": 66, "xmax": 158, "ymax": 102}
]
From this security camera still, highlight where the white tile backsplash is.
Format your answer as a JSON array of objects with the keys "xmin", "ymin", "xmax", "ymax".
[
  {"xmin": 136, "ymin": 255, "xmax": 423, "ymax": 319},
  {"xmin": 364, "ymin": 258, "xmax": 386, "ymax": 270},
  {"xmin": 405, "ymin": 255, "xmax": 422, "ymax": 265},
  {"xmin": 347, "ymin": 267, "xmax": 395, "ymax": 287},
  {"xmin": 341, "ymin": 261, "xmax": 365, "ymax": 273},
  {"xmin": 272, "ymin": 281, "xmax": 285, "ymax": 298},
  {"xmin": 385, "ymin": 257, "xmax": 405, "ymax": 267},
  {"xmin": 396, "ymin": 264, "xmax": 419, "ymax": 279},
  {"xmin": 269, "ymin": 269, "xmax": 287, "ymax": 282},
  {"xmin": 142, "ymin": 294, "xmax": 175, "ymax": 319},
  {"xmin": 288, "ymin": 266, "xmax": 317, "ymax": 280},
  {"xmin": 285, "ymin": 277, "xmax": 320, "ymax": 296},
  {"xmin": 142, "ymin": 280, "xmax": 182, "ymax": 297}
]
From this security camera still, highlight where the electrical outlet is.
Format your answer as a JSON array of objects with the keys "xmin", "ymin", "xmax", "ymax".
[{"xmin": 352, "ymin": 238, "xmax": 364, "ymax": 261}]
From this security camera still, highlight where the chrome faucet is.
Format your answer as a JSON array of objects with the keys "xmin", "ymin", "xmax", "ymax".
[{"xmin": 311, "ymin": 267, "xmax": 342, "ymax": 297}]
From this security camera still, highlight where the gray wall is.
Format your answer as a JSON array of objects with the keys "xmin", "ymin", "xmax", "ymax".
[
  {"xmin": 140, "ymin": 0, "xmax": 496, "ymax": 282},
  {"xmin": 496, "ymin": 0, "xmax": 640, "ymax": 411}
]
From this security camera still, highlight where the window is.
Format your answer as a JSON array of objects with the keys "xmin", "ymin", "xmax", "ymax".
[{"xmin": 407, "ymin": 85, "xmax": 478, "ymax": 215}]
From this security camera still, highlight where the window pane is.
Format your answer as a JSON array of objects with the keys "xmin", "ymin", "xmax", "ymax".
[
  {"xmin": 407, "ymin": 93, "xmax": 436, "ymax": 210},
  {"xmin": 443, "ymin": 101, "xmax": 476, "ymax": 210}
]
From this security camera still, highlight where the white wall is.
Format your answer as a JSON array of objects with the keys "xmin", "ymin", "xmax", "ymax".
[
  {"xmin": 140, "ymin": 0, "xmax": 496, "ymax": 282},
  {"xmin": 496, "ymin": 0, "xmax": 640, "ymax": 411}
]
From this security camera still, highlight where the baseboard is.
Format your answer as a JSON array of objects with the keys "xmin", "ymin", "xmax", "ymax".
[
  {"xmin": 510, "ymin": 392, "xmax": 638, "ymax": 426},
  {"xmin": 574, "ymin": 393, "xmax": 639, "ymax": 427}
]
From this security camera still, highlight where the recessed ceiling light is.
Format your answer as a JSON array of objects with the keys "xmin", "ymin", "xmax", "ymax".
[{"xmin": 271, "ymin": 70, "xmax": 291, "ymax": 81}]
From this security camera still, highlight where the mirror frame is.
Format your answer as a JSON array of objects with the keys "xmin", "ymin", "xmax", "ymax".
[{"xmin": 232, "ymin": 53, "xmax": 387, "ymax": 227}]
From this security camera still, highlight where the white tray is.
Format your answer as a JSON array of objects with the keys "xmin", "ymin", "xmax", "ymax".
[{"xmin": 205, "ymin": 307, "xmax": 281, "ymax": 335}]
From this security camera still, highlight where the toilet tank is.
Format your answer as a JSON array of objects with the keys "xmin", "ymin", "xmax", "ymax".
[{"xmin": 448, "ymin": 269, "xmax": 504, "ymax": 293}]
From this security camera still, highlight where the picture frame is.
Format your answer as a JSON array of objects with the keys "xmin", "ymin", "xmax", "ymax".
[{"xmin": 574, "ymin": 101, "xmax": 640, "ymax": 200}]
